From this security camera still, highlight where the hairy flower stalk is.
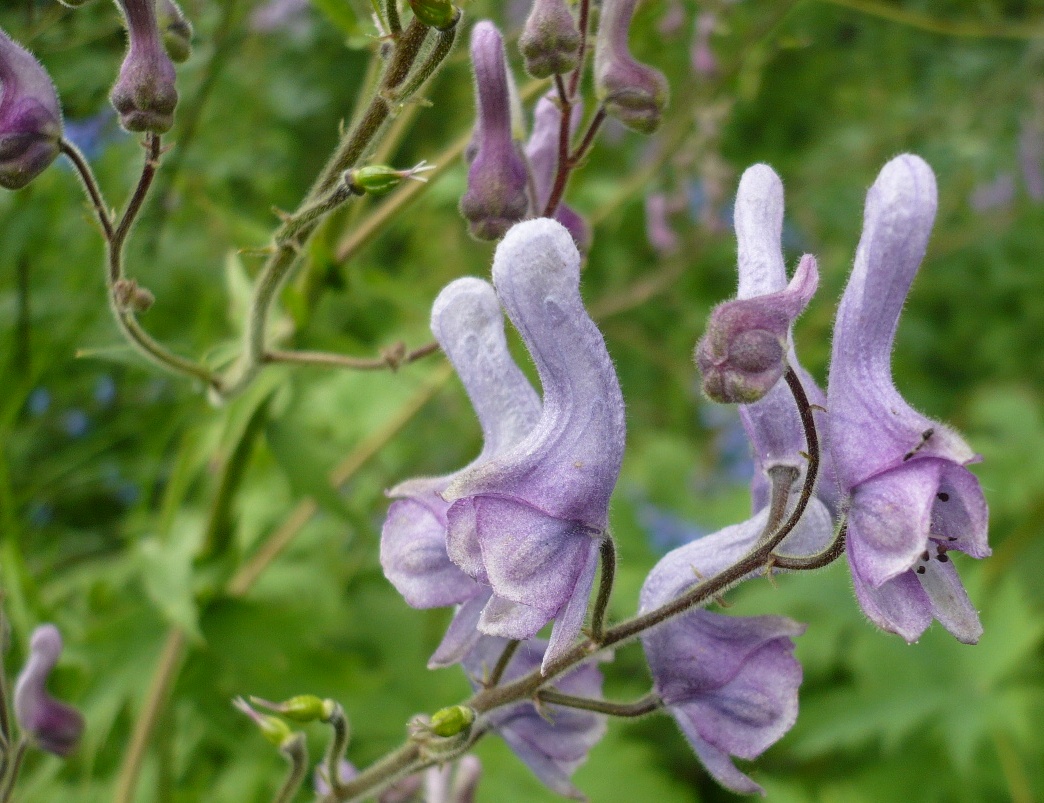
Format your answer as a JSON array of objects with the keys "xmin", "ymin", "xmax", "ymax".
[
  {"xmin": 445, "ymin": 218, "xmax": 626, "ymax": 672},
  {"xmin": 111, "ymin": 0, "xmax": 180, "ymax": 133},
  {"xmin": 14, "ymin": 625, "xmax": 85, "ymax": 757},
  {"xmin": 459, "ymin": 22, "xmax": 529, "ymax": 240},
  {"xmin": 828, "ymin": 154, "xmax": 990, "ymax": 643},
  {"xmin": 0, "ymin": 27, "xmax": 63, "ymax": 190},
  {"xmin": 380, "ymin": 277, "xmax": 541, "ymax": 666},
  {"xmin": 593, "ymin": 0, "xmax": 669, "ymax": 134}
]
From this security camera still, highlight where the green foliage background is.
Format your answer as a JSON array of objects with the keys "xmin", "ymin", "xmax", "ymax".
[{"xmin": 1, "ymin": 1, "xmax": 1043, "ymax": 800}]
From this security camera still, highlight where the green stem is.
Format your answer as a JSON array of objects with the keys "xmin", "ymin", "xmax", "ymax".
[
  {"xmin": 772, "ymin": 519, "xmax": 848, "ymax": 570},
  {"xmin": 263, "ymin": 342, "xmax": 439, "ymax": 372},
  {"xmin": 274, "ymin": 735, "xmax": 309, "ymax": 803},
  {"xmin": 486, "ymin": 640, "xmax": 520, "ymax": 687},
  {"xmin": 0, "ymin": 740, "xmax": 27, "ymax": 803},
  {"xmin": 537, "ymin": 690, "xmax": 661, "ymax": 718},
  {"xmin": 590, "ymin": 537, "xmax": 616, "ymax": 643},
  {"xmin": 324, "ymin": 705, "xmax": 351, "ymax": 797}
]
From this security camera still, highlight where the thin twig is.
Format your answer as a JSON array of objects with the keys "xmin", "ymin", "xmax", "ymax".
[
  {"xmin": 567, "ymin": 0, "xmax": 592, "ymax": 98},
  {"xmin": 263, "ymin": 342, "xmax": 440, "ymax": 372},
  {"xmin": 486, "ymin": 640, "xmax": 520, "ymax": 688},
  {"xmin": 536, "ymin": 690, "xmax": 661, "ymax": 718},
  {"xmin": 589, "ymin": 537, "xmax": 616, "ymax": 643},
  {"xmin": 59, "ymin": 139, "xmax": 114, "ymax": 241}
]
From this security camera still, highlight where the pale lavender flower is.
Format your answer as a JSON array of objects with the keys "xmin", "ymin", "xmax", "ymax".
[
  {"xmin": 828, "ymin": 154, "xmax": 990, "ymax": 644},
  {"xmin": 526, "ymin": 93, "xmax": 591, "ymax": 251},
  {"xmin": 250, "ymin": 0, "xmax": 311, "ymax": 34},
  {"xmin": 380, "ymin": 278, "xmax": 540, "ymax": 664},
  {"xmin": 639, "ymin": 573, "xmax": 804, "ymax": 796},
  {"xmin": 445, "ymin": 219, "xmax": 625, "ymax": 672},
  {"xmin": 464, "ymin": 637, "xmax": 606, "ymax": 799},
  {"xmin": 110, "ymin": 0, "xmax": 179, "ymax": 133},
  {"xmin": 658, "ymin": 0, "xmax": 686, "ymax": 37},
  {"xmin": 968, "ymin": 172, "xmax": 1015, "ymax": 212},
  {"xmin": 460, "ymin": 22, "xmax": 529, "ymax": 241},
  {"xmin": 644, "ymin": 192, "xmax": 680, "ymax": 254},
  {"xmin": 593, "ymin": 0, "xmax": 669, "ymax": 133},
  {"xmin": 0, "ymin": 26, "xmax": 62, "ymax": 190},
  {"xmin": 1018, "ymin": 117, "xmax": 1044, "ymax": 201},
  {"xmin": 14, "ymin": 625, "xmax": 85, "ymax": 757}
]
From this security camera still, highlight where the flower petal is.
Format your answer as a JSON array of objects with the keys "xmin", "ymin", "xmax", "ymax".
[
  {"xmin": 828, "ymin": 155, "xmax": 976, "ymax": 488},
  {"xmin": 849, "ymin": 551, "xmax": 932, "ymax": 642},
  {"xmin": 544, "ymin": 540, "xmax": 601, "ymax": 672},
  {"xmin": 428, "ymin": 592, "xmax": 488, "ymax": 669},
  {"xmin": 445, "ymin": 218, "xmax": 625, "ymax": 532},
  {"xmin": 734, "ymin": 164, "xmax": 786, "ymax": 299},
  {"xmin": 478, "ymin": 593, "xmax": 552, "ymax": 640},
  {"xmin": 931, "ymin": 464, "xmax": 990, "ymax": 559},
  {"xmin": 847, "ymin": 458, "xmax": 943, "ymax": 587},
  {"xmin": 919, "ymin": 559, "xmax": 983, "ymax": 644},
  {"xmin": 671, "ymin": 714, "xmax": 765, "ymax": 796}
]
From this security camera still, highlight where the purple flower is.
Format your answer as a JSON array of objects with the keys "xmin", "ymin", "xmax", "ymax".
[
  {"xmin": 464, "ymin": 638, "xmax": 606, "ymax": 799},
  {"xmin": 0, "ymin": 26, "xmax": 62, "ymax": 190},
  {"xmin": 525, "ymin": 93, "xmax": 591, "ymax": 251},
  {"xmin": 110, "ymin": 0, "xmax": 179, "ymax": 133},
  {"xmin": 690, "ymin": 12, "xmax": 718, "ymax": 76},
  {"xmin": 644, "ymin": 192, "xmax": 680, "ymax": 255},
  {"xmin": 639, "ymin": 574, "xmax": 804, "ymax": 796},
  {"xmin": 828, "ymin": 154, "xmax": 990, "ymax": 644},
  {"xmin": 460, "ymin": 22, "xmax": 529, "ymax": 241},
  {"xmin": 380, "ymin": 277, "xmax": 540, "ymax": 664},
  {"xmin": 14, "ymin": 625, "xmax": 85, "ymax": 757},
  {"xmin": 728, "ymin": 164, "xmax": 841, "ymax": 517},
  {"xmin": 593, "ymin": 0, "xmax": 669, "ymax": 133},
  {"xmin": 445, "ymin": 218, "xmax": 625, "ymax": 672}
]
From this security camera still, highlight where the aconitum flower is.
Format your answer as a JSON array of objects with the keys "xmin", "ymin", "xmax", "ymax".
[
  {"xmin": 464, "ymin": 638, "xmax": 606, "ymax": 798},
  {"xmin": 380, "ymin": 277, "xmax": 540, "ymax": 662},
  {"xmin": 828, "ymin": 154, "xmax": 990, "ymax": 643},
  {"xmin": 14, "ymin": 625, "xmax": 85, "ymax": 757},
  {"xmin": 639, "ymin": 578, "xmax": 804, "ymax": 796},
  {"xmin": 445, "ymin": 218, "xmax": 625, "ymax": 671},
  {"xmin": 460, "ymin": 22, "xmax": 529, "ymax": 241},
  {"xmin": 593, "ymin": 0, "xmax": 669, "ymax": 133},
  {"xmin": 0, "ymin": 27, "xmax": 62, "ymax": 190},
  {"xmin": 525, "ymin": 93, "xmax": 591, "ymax": 251},
  {"xmin": 110, "ymin": 0, "xmax": 179, "ymax": 133},
  {"xmin": 519, "ymin": 0, "xmax": 581, "ymax": 78}
]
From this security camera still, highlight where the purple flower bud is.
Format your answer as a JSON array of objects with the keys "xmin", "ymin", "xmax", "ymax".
[
  {"xmin": 828, "ymin": 154, "xmax": 990, "ymax": 644},
  {"xmin": 460, "ymin": 22, "xmax": 529, "ymax": 241},
  {"xmin": 157, "ymin": 0, "xmax": 193, "ymax": 64},
  {"xmin": 0, "ymin": 27, "xmax": 62, "ymax": 190},
  {"xmin": 519, "ymin": 0, "xmax": 581, "ymax": 79},
  {"xmin": 445, "ymin": 219, "xmax": 625, "ymax": 672},
  {"xmin": 640, "ymin": 603, "xmax": 804, "ymax": 795},
  {"xmin": 525, "ymin": 93, "xmax": 591, "ymax": 252},
  {"xmin": 695, "ymin": 252, "xmax": 817, "ymax": 404},
  {"xmin": 464, "ymin": 637, "xmax": 606, "ymax": 798},
  {"xmin": 593, "ymin": 0, "xmax": 669, "ymax": 134},
  {"xmin": 13, "ymin": 625, "xmax": 85, "ymax": 757},
  {"xmin": 110, "ymin": 0, "xmax": 179, "ymax": 133}
]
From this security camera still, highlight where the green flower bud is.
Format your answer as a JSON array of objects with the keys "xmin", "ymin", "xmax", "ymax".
[
  {"xmin": 408, "ymin": 0, "xmax": 460, "ymax": 30},
  {"xmin": 249, "ymin": 694, "xmax": 334, "ymax": 723},
  {"xmin": 346, "ymin": 161, "xmax": 434, "ymax": 195},
  {"xmin": 233, "ymin": 697, "xmax": 293, "ymax": 747},
  {"xmin": 429, "ymin": 705, "xmax": 475, "ymax": 738}
]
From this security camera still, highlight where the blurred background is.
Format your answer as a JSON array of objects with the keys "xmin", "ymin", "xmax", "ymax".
[{"xmin": 1, "ymin": 0, "xmax": 1043, "ymax": 800}]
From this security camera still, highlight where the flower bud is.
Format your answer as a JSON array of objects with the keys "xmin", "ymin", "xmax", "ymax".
[
  {"xmin": 13, "ymin": 625, "xmax": 85, "ymax": 757},
  {"xmin": 459, "ymin": 22, "xmax": 529, "ymax": 241},
  {"xmin": 110, "ymin": 0, "xmax": 179, "ymax": 133},
  {"xmin": 249, "ymin": 694, "xmax": 335, "ymax": 723},
  {"xmin": 346, "ymin": 161, "xmax": 434, "ymax": 195},
  {"xmin": 428, "ymin": 705, "xmax": 475, "ymax": 737},
  {"xmin": 519, "ymin": 0, "xmax": 581, "ymax": 79},
  {"xmin": 408, "ymin": 0, "xmax": 460, "ymax": 30},
  {"xmin": 0, "ymin": 28, "xmax": 63, "ymax": 190},
  {"xmin": 233, "ymin": 697, "xmax": 294, "ymax": 747},
  {"xmin": 695, "ymin": 254, "xmax": 818, "ymax": 404},
  {"xmin": 157, "ymin": 0, "xmax": 193, "ymax": 64},
  {"xmin": 594, "ymin": 0, "xmax": 669, "ymax": 134}
]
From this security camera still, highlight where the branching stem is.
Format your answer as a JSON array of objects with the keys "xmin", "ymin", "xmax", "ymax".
[{"xmin": 537, "ymin": 690, "xmax": 661, "ymax": 718}]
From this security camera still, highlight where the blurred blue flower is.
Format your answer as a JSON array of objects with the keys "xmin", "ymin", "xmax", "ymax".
[
  {"xmin": 636, "ymin": 499, "xmax": 711, "ymax": 554},
  {"xmin": 27, "ymin": 387, "xmax": 50, "ymax": 417},
  {"xmin": 698, "ymin": 400, "xmax": 754, "ymax": 485},
  {"xmin": 94, "ymin": 375, "xmax": 117, "ymax": 407},
  {"xmin": 62, "ymin": 410, "xmax": 89, "ymax": 438},
  {"xmin": 63, "ymin": 109, "xmax": 124, "ymax": 162}
]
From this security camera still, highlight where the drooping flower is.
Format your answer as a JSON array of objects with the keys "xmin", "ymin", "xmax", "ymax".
[
  {"xmin": 0, "ymin": 27, "xmax": 62, "ymax": 190},
  {"xmin": 460, "ymin": 22, "xmax": 529, "ymax": 241},
  {"xmin": 445, "ymin": 218, "xmax": 625, "ymax": 672},
  {"xmin": 110, "ymin": 0, "xmax": 179, "ymax": 133},
  {"xmin": 827, "ymin": 154, "xmax": 990, "ymax": 643},
  {"xmin": 525, "ymin": 93, "xmax": 591, "ymax": 251},
  {"xmin": 380, "ymin": 277, "xmax": 540, "ymax": 663},
  {"xmin": 639, "ymin": 571, "xmax": 804, "ymax": 796},
  {"xmin": 14, "ymin": 624, "xmax": 85, "ymax": 757},
  {"xmin": 464, "ymin": 637, "xmax": 606, "ymax": 799},
  {"xmin": 593, "ymin": 0, "xmax": 669, "ymax": 134}
]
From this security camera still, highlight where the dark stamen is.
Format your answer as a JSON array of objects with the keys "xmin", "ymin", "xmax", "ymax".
[
  {"xmin": 937, "ymin": 492, "xmax": 950, "ymax": 502},
  {"xmin": 938, "ymin": 554, "xmax": 949, "ymax": 563},
  {"xmin": 916, "ymin": 566, "xmax": 926, "ymax": 574}
]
